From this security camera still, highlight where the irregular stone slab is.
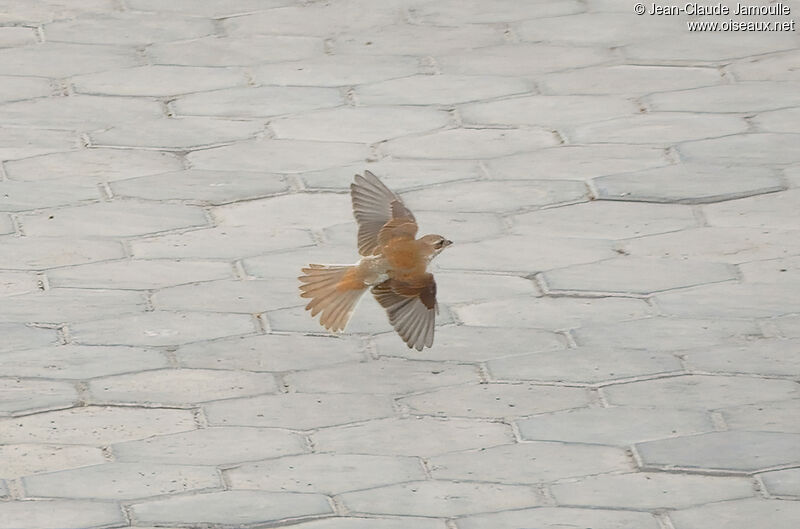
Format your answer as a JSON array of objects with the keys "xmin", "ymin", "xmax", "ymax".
[
  {"xmin": 4, "ymin": 148, "xmax": 181, "ymax": 183},
  {"xmin": 73, "ymin": 65, "xmax": 245, "ymax": 97},
  {"xmin": 252, "ymin": 55, "xmax": 419, "ymax": 86},
  {"xmin": 542, "ymin": 258, "xmax": 735, "ymax": 294},
  {"xmin": 126, "ymin": 0, "xmax": 293, "ymax": 17},
  {"xmin": 71, "ymin": 311, "xmax": 256, "ymax": 346},
  {"xmin": 488, "ymin": 346, "xmax": 681, "ymax": 384},
  {"xmin": 0, "ymin": 76, "xmax": 54, "ymax": 104},
  {"xmin": 739, "ymin": 256, "xmax": 800, "ymax": 286},
  {"xmin": 205, "ymin": 393, "xmax": 394, "ymax": 430},
  {"xmin": 226, "ymin": 4, "xmax": 398, "ymax": 37},
  {"xmin": 399, "ymin": 383, "xmax": 590, "ymax": 418},
  {"xmin": 637, "ymin": 431, "xmax": 800, "ymax": 472},
  {"xmin": 272, "ymin": 106, "xmax": 450, "ymax": 143},
  {"xmin": 518, "ymin": 407, "xmax": 714, "ymax": 445},
  {"xmin": 0, "ymin": 499, "xmax": 125, "ymax": 529},
  {"xmin": 669, "ymin": 498, "xmax": 800, "ymax": 529},
  {"xmin": 0, "ymin": 180, "xmax": 101, "ymax": 212},
  {"xmin": 753, "ymin": 104, "xmax": 800, "ymax": 133},
  {"xmin": 604, "ymin": 375, "xmax": 799, "ymax": 410},
  {"xmin": 0, "ymin": 214, "xmax": 13, "ymax": 235},
  {"xmin": 188, "ymin": 138, "xmax": 370, "ymax": 173},
  {"xmin": 113, "ymin": 427, "xmax": 306, "ymax": 465},
  {"xmin": 705, "ymin": 188, "xmax": 800, "ymax": 229},
  {"xmin": 512, "ymin": 201, "xmax": 697, "ymax": 239},
  {"xmin": 286, "ymin": 358, "xmax": 477, "ymax": 394},
  {"xmin": 438, "ymin": 44, "xmax": 612, "ymax": 76},
  {"xmin": 0, "ymin": 42, "xmax": 138, "ymax": 77},
  {"xmin": 433, "ymin": 272, "xmax": 538, "ymax": 305},
  {"xmin": 0, "ymin": 379, "xmax": 77, "ymax": 416},
  {"xmin": 0, "ymin": 345, "xmax": 167, "ymax": 379},
  {"xmin": 48, "ymin": 259, "xmax": 232, "ymax": 290},
  {"xmin": 0, "ymin": 323, "xmax": 59, "ymax": 353},
  {"xmin": 720, "ymin": 400, "xmax": 800, "ymax": 434},
  {"xmin": 429, "ymin": 441, "xmax": 629, "ymax": 483},
  {"xmin": 458, "ymin": 506, "xmax": 660, "ymax": 529},
  {"xmin": 679, "ymin": 133, "xmax": 800, "ymax": 165},
  {"xmin": 382, "ymin": 128, "xmax": 558, "ymax": 160},
  {"xmin": 243, "ymin": 244, "xmax": 357, "ymax": 280},
  {"xmin": 176, "ymin": 333, "xmax": 365, "ymax": 372},
  {"xmin": 214, "ymin": 192, "xmax": 352, "ymax": 230},
  {"xmin": 131, "ymin": 490, "xmax": 332, "ymax": 526},
  {"xmin": 624, "ymin": 32, "xmax": 798, "ymax": 63},
  {"xmin": 174, "ymin": 85, "xmax": 342, "ymax": 118},
  {"xmin": 648, "ymin": 82, "xmax": 800, "ymax": 113},
  {"xmin": 594, "ymin": 164, "xmax": 784, "ymax": 203},
  {"xmin": 152, "ymin": 279, "xmax": 299, "ymax": 313},
  {"xmin": 356, "ymin": 74, "xmax": 529, "ymax": 105},
  {"xmin": 312, "ymin": 417, "xmax": 512, "ymax": 456},
  {"xmin": 0, "ymin": 237, "xmax": 124, "ymax": 270},
  {"xmin": 44, "ymin": 13, "xmax": 214, "ymax": 45},
  {"xmin": 0, "ymin": 271, "xmax": 38, "ymax": 296},
  {"xmin": 299, "ymin": 159, "xmax": 482, "ymax": 191},
  {"xmin": 401, "ymin": 180, "xmax": 587, "ymax": 213},
  {"xmin": 23, "ymin": 462, "xmax": 220, "ymax": 500},
  {"xmin": 457, "ymin": 297, "xmax": 652, "ymax": 331},
  {"xmin": 541, "ymin": 64, "xmax": 722, "ymax": 95},
  {"xmin": 90, "ymin": 117, "xmax": 263, "ymax": 150},
  {"xmin": 376, "ymin": 325, "xmax": 565, "ymax": 362},
  {"xmin": 551, "ymin": 472, "xmax": 753, "ymax": 509},
  {"xmin": 776, "ymin": 315, "xmax": 800, "ymax": 338},
  {"xmin": 487, "ymin": 144, "xmax": 669, "ymax": 181},
  {"xmin": 335, "ymin": 24, "xmax": 504, "ymax": 56},
  {"xmin": 0, "ymin": 444, "xmax": 105, "ymax": 479},
  {"xmin": 0, "ymin": 128, "xmax": 77, "ymax": 162},
  {"xmin": 517, "ymin": 12, "xmax": 674, "ymax": 46},
  {"xmin": 111, "ymin": 169, "xmax": 289, "ymax": 204},
  {"xmin": 278, "ymin": 518, "xmax": 446, "ymax": 529},
  {"xmin": 150, "ymin": 35, "xmax": 323, "ymax": 66},
  {"xmin": 730, "ymin": 50, "xmax": 800, "ymax": 81},
  {"xmin": 0, "ymin": 26, "xmax": 37, "ymax": 46},
  {"xmin": 4, "ymin": 93, "xmax": 166, "ymax": 129},
  {"xmin": 760, "ymin": 468, "xmax": 800, "ymax": 497},
  {"xmin": 571, "ymin": 112, "xmax": 748, "ymax": 145},
  {"xmin": 461, "ymin": 95, "xmax": 637, "ymax": 128},
  {"xmin": 227, "ymin": 453, "xmax": 425, "ymax": 494},
  {"xmin": 89, "ymin": 369, "xmax": 277, "ymax": 405},
  {"xmin": 0, "ymin": 406, "xmax": 196, "ymax": 444},
  {"xmin": 655, "ymin": 283, "xmax": 800, "ymax": 319},
  {"xmin": 415, "ymin": 0, "xmax": 581, "ymax": 24}
]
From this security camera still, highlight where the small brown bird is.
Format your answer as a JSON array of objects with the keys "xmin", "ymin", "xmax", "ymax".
[{"xmin": 299, "ymin": 171, "xmax": 452, "ymax": 350}]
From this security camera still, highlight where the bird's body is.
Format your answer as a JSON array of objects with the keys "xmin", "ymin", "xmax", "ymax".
[{"xmin": 299, "ymin": 171, "xmax": 451, "ymax": 350}]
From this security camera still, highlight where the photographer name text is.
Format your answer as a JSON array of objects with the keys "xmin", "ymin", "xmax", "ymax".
[{"xmin": 646, "ymin": 2, "xmax": 790, "ymax": 15}]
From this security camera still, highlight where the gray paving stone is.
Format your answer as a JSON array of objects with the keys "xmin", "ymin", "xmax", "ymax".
[
  {"xmin": 679, "ymin": 133, "xmax": 800, "ymax": 165},
  {"xmin": 126, "ymin": 0, "xmax": 291, "ymax": 17},
  {"xmin": 356, "ymin": 74, "xmax": 530, "ymax": 105},
  {"xmin": 720, "ymin": 400, "xmax": 800, "ymax": 434},
  {"xmin": 760, "ymin": 468, "xmax": 800, "ymax": 497},
  {"xmin": 23, "ymin": 462, "xmax": 221, "ymax": 500},
  {"xmin": 188, "ymin": 138, "xmax": 370, "ymax": 173},
  {"xmin": 0, "ymin": 237, "xmax": 124, "ymax": 270},
  {"xmin": 131, "ymin": 490, "xmax": 332, "ymax": 526},
  {"xmin": 3, "ymin": 148, "xmax": 182, "ymax": 183},
  {"xmin": 0, "ymin": 76, "xmax": 53, "ymax": 103},
  {"xmin": 433, "ymin": 272, "xmax": 538, "ymax": 305},
  {"xmin": 90, "ymin": 117, "xmax": 264, "ymax": 150},
  {"xmin": 517, "ymin": 12, "xmax": 675, "ymax": 46},
  {"xmin": 335, "ymin": 24, "xmax": 504, "ymax": 56},
  {"xmin": 776, "ymin": 315, "xmax": 800, "ymax": 338},
  {"xmin": 488, "ymin": 347, "xmax": 682, "ymax": 384},
  {"xmin": 594, "ymin": 163, "xmax": 784, "ymax": 203},
  {"xmin": 540, "ymin": 64, "xmax": 722, "ymax": 95},
  {"xmin": 604, "ymin": 375, "xmax": 799, "ymax": 410},
  {"xmin": 457, "ymin": 507, "xmax": 661, "ymax": 529},
  {"xmin": 281, "ymin": 518, "xmax": 446, "ymax": 529},
  {"xmin": 252, "ymin": 55, "xmax": 420, "ymax": 86},
  {"xmin": 226, "ymin": 3, "xmax": 399, "ymax": 37},
  {"xmin": 429, "ymin": 441, "xmax": 630, "ymax": 484},
  {"xmin": 0, "ymin": 128, "xmax": 77, "ymax": 161},
  {"xmin": 437, "ymin": 44, "xmax": 613, "ymax": 76},
  {"xmin": 44, "ymin": 13, "xmax": 214, "ymax": 45},
  {"xmin": 227, "ymin": 453, "xmax": 425, "ymax": 494},
  {"xmin": 312, "ymin": 417, "xmax": 512, "ymax": 456},
  {"xmin": 730, "ymin": 50, "xmax": 800, "ymax": 81},
  {"xmin": 0, "ymin": 378, "xmax": 77, "ymax": 416},
  {"xmin": 375, "ymin": 325, "xmax": 565, "ymax": 362},
  {"xmin": 382, "ymin": 128, "xmax": 558, "ymax": 159},
  {"xmin": 215, "ymin": 192, "xmax": 351, "ymax": 230},
  {"xmin": 299, "ymin": 159, "xmax": 482, "ymax": 191},
  {"xmin": 339, "ymin": 480, "xmax": 540, "ymax": 517},
  {"xmin": 152, "ymin": 279, "xmax": 299, "ymax": 313},
  {"xmin": 150, "ymin": 35, "xmax": 324, "ymax": 66},
  {"xmin": 0, "ymin": 26, "xmax": 37, "ymax": 47},
  {"xmin": 637, "ymin": 431, "xmax": 800, "ymax": 472},
  {"xmin": 176, "ymin": 333, "xmax": 365, "ymax": 372},
  {"xmin": 0, "ymin": 323, "xmax": 59, "ymax": 353},
  {"xmin": 89, "ymin": 368, "xmax": 277, "ymax": 405},
  {"xmin": 457, "ymin": 297, "xmax": 652, "ymax": 331},
  {"xmin": 705, "ymin": 189, "xmax": 800, "ymax": 230},
  {"xmin": 114, "ymin": 426, "xmax": 306, "ymax": 465},
  {"xmin": 542, "ymin": 258, "xmax": 735, "ymax": 294},
  {"xmin": 286, "ymin": 358, "xmax": 477, "ymax": 395},
  {"xmin": 461, "ymin": 95, "xmax": 638, "ymax": 128},
  {"xmin": 0, "ymin": 406, "xmax": 196, "ymax": 444},
  {"xmin": 682, "ymin": 339, "xmax": 800, "ymax": 377},
  {"xmin": 205, "ymin": 393, "xmax": 394, "ymax": 430},
  {"xmin": 512, "ymin": 201, "xmax": 697, "ymax": 239},
  {"xmin": 551, "ymin": 472, "xmax": 753, "ymax": 509},
  {"xmin": 739, "ymin": 255, "xmax": 800, "ymax": 286},
  {"xmin": 0, "ymin": 42, "xmax": 138, "ymax": 77},
  {"xmin": 243, "ymin": 244, "xmax": 357, "ymax": 280},
  {"xmin": 486, "ymin": 144, "xmax": 669, "ymax": 181},
  {"xmin": 0, "ymin": 444, "xmax": 105, "ymax": 479},
  {"xmin": 2, "ymin": 93, "xmax": 156, "ymax": 128},
  {"xmin": 0, "ymin": 213, "xmax": 13, "ymax": 235},
  {"xmin": 71, "ymin": 311, "xmax": 256, "ymax": 346},
  {"xmin": 400, "ymin": 383, "xmax": 591, "ymax": 418},
  {"xmin": 754, "ymin": 106, "xmax": 800, "ymax": 133},
  {"xmin": 73, "ymin": 65, "xmax": 245, "ymax": 97},
  {"xmin": 648, "ymin": 82, "xmax": 800, "ymax": 113},
  {"xmin": 624, "ymin": 32, "xmax": 799, "ymax": 63},
  {"xmin": 0, "ymin": 344, "xmax": 167, "ymax": 379},
  {"xmin": 174, "ymin": 85, "xmax": 342, "ymax": 118},
  {"xmin": 0, "ymin": 499, "xmax": 125, "ymax": 529},
  {"xmin": 518, "ymin": 407, "xmax": 714, "ymax": 445},
  {"xmin": 0, "ymin": 180, "xmax": 101, "ymax": 212},
  {"xmin": 0, "ymin": 271, "xmax": 38, "ymax": 296},
  {"xmin": 571, "ymin": 112, "xmax": 748, "ymax": 145},
  {"xmin": 669, "ymin": 498, "xmax": 800, "ymax": 529},
  {"xmin": 656, "ymin": 283, "xmax": 800, "ymax": 319},
  {"xmin": 401, "ymin": 179, "xmax": 587, "ymax": 213},
  {"xmin": 48, "ymin": 259, "xmax": 233, "ymax": 290},
  {"xmin": 419, "ymin": 0, "xmax": 583, "ymax": 23}
]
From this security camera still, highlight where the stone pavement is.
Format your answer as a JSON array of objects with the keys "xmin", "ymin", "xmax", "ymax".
[{"xmin": 1, "ymin": 0, "xmax": 799, "ymax": 528}]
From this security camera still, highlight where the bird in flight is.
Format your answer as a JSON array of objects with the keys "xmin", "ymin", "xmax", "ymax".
[{"xmin": 299, "ymin": 171, "xmax": 452, "ymax": 350}]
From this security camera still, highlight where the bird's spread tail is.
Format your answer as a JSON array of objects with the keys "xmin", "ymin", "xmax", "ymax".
[{"xmin": 299, "ymin": 264, "xmax": 367, "ymax": 332}]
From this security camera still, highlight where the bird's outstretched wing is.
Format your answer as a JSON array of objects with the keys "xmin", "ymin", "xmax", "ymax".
[
  {"xmin": 372, "ymin": 274, "xmax": 437, "ymax": 351},
  {"xmin": 351, "ymin": 170, "xmax": 418, "ymax": 256}
]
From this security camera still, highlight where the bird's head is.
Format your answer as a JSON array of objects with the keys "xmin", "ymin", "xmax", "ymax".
[{"xmin": 420, "ymin": 234, "xmax": 453, "ymax": 259}]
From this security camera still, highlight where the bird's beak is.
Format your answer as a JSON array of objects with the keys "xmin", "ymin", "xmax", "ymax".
[{"xmin": 443, "ymin": 239, "xmax": 453, "ymax": 247}]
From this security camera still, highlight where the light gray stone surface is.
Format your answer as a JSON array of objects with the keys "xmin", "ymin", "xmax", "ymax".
[{"xmin": 1, "ymin": 1, "xmax": 797, "ymax": 526}]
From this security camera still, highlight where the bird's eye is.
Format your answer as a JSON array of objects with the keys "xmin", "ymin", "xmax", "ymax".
[{"xmin": 434, "ymin": 240, "xmax": 444, "ymax": 249}]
